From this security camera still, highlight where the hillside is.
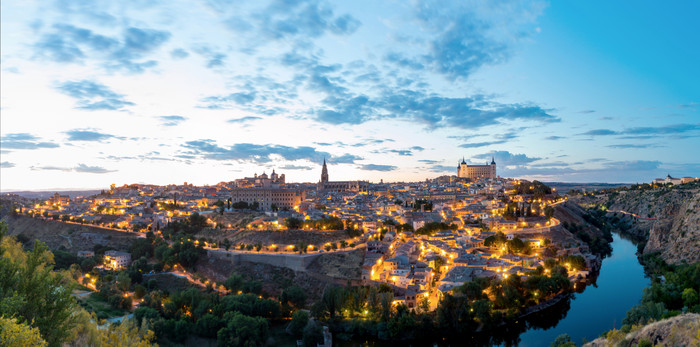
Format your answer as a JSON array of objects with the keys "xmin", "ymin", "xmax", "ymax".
[
  {"xmin": 0, "ymin": 215, "xmax": 139, "ymax": 252},
  {"xmin": 583, "ymin": 313, "xmax": 700, "ymax": 347},
  {"xmin": 600, "ymin": 185, "xmax": 700, "ymax": 265}
]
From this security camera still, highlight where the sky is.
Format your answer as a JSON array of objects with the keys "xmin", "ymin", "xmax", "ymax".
[{"xmin": 1, "ymin": 0, "xmax": 699, "ymax": 191}]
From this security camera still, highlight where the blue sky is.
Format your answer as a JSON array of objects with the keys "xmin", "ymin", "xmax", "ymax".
[{"xmin": 1, "ymin": 0, "xmax": 698, "ymax": 190}]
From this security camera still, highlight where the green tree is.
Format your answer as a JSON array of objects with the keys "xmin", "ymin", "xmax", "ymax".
[
  {"xmin": 217, "ymin": 312, "xmax": 269, "ymax": 347},
  {"xmin": 0, "ymin": 316, "xmax": 48, "ymax": 347},
  {"xmin": 544, "ymin": 206, "xmax": 555, "ymax": 220},
  {"xmin": 117, "ymin": 271, "xmax": 131, "ymax": 292},
  {"xmin": 0, "ymin": 223, "xmax": 78, "ymax": 347},
  {"xmin": 289, "ymin": 310, "xmax": 309, "ymax": 338},
  {"xmin": 550, "ymin": 334, "xmax": 576, "ymax": 347}
]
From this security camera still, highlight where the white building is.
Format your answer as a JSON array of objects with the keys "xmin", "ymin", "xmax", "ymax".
[{"xmin": 104, "ymin": 250, "xmax": 131, "ymax": 269}]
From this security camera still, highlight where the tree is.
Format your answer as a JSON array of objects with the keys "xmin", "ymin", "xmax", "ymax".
[
  {"xmin": 285, "ymin": 217, "xmax": 303, "ymax": 230},
  {"xmin": 217, "ymin": 312, "xmax": 269, "ymax": 347},
  {"xmin": 289, "ymin": 310, "xmax": 309, "ymax": 338},
  {"xmin": 133, "ymin": 284, "xmax": 146, "ymax": 300},
  {"xmin": 544, "ymin": 206, "xmax": 555, "ymax": 220},
  {"xmin": 0, "ymin": 316, "xmax": 48, "ymax": 347},
  {"xmin": 550, "ymin": 334, "xmax": 576, "ymax": 347},
  {"xmin": 280, "ymin": 286, "xmax": 307, "ymax": 308},
  {"xmin": 302, "ymin": 321, "xmax": 324, "ymax": 347},
  {"xmin": 0, "ymin": 223, "xmax": 79, "ymax": 347},
  {"xmin": 116, "ymin": 271, "xmax": 131, "ymax": 292},
  {"xmin": 97, "ymin": 318, "xmax": 155, "ymax": 347}
]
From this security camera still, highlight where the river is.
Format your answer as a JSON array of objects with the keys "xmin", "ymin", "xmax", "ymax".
[
  {"xmin": 337, "ymin": 232, "xmax": 650, "ymax": 346},
  {"xmin": 514, "ymin": 232, "xmax": 649, "ymax": 346}
]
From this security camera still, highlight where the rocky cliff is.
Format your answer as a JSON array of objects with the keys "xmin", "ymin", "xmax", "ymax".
[
  {"xmin": 583, "ymin": 313, "xmax": 700, "ymax": 347},
  {"xmin": 602, "ymin": 186, "xmax": 699, "ymax": 265}
]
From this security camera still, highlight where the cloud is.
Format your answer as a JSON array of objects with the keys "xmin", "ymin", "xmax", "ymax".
[
  {"xmin": 580, "ymin": 129, "xmax": 618, "ymax": 136},
  {"xmin": 34, "ymin": 24, "xmax": 171, "ymax": 73},
  {"xmin": 171, "ymin": 48, "xmax": 189, "ymax": 59},
  {"xmin": 578, "ymin": 110, "xmax": 596, "ymax": 114},
  {"xmin": 395, "ymin": 0, "xmax": 545, "ymax": 80},
  {"xmin": 1, "ymin": 133, "xmax": 59, "ymax": 150},
  {"xmin": 227, "ymin": 116, "xmax": 262, "ymax": 123},
  {"xmin": 315, "ymin": 88, "xmax": 559, "ymax": 129},
  {"xmin": 603, "ymin": 160, "xmax": 662, "ymax": 171},
  {"xmin": 193, "ymin": 46, "xmax": 227, "ymax": 68},
  {"xmin": 30, "ymin": 164, "xmax": 115, "ymax": 173},
  {"xmin": 64, "ymin": 129, "xmax": 117, "ymax": 141},
  {"xmin": 55, "ymin": 80, "xmax": 134, "ymax": 110},
  {"xmin": 459, "ymin": 140, "xmax": 506, "ymax": 148},
  {"xmin": 279, "ymin": 165, "xmax": 313, "ymax": 170},
  {"xmin": 472, "ymin": 150, "xmax": 540, "ymax": 166},
  {"xmin": 545, "ymin": 136, "xmax": 565, "ymax": 140},
  {"xmin": 358, "ymin": 164, "xmax": 397, "ymax": 171},
  {"xmin": 623, "ymin": 123, "xmax": 700, "ymax": 135},
  {"xmin": 606, "ymin": 144, "xmax": 659, "ymax": 149},
  {"xmin": 411, "ymin": 146, "xmax": 425, "ymax": 151},
  {"xmin": 159, "ymin": 115, "xmax": 187, "ymax": 126},
  {"xmin": 251, "ymin": 0, "xmax": 360, "ymax": 40},
  {"xmin": 418, "ymin": 159, "xmax": 440, "ymax": 164},
  {"xmin": 387, "ymin": 149, "xmax": 413, "ymax": 156},
  {"xmin": 579, "ymin": 124, "xmax": 699, "ymax": 137},
  {"xmin": 0, "ymin": 161, "xmax": 15, "ymax": 168},
  {"xmin": 200, "ymin": 91, "xmax": 257, "ymax": 109},
  {"xmin": 74, "ymin": 163, "xmax": 116, "ymax": 173},
  {"xmin": 429, "ymin": 164, "xmax": 456, "ymax": 173},
  {"xmin": 181, "ymin": 140, "xmax": 361, "ymax": 164}
]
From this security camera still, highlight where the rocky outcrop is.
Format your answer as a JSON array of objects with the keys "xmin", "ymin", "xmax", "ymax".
[
  {"xmin": 643, "ymin": 191, "xmax": 700, "ymax": 265},
  {"xmin": 595, "ymin": 186, "xmax": 699, "ymax": 265},
  {"xmin": 584, "ymin": 313, "xmax": 700, "ymax": 347}
]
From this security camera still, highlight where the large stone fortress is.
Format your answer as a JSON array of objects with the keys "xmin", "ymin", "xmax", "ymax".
[
  {"xmin": 318, "ymin": 159, "xmax": 369, "ymax": 193},
  {"xmin": 457, "ymin": 157, "xmax": 497, "ymax": 180}
]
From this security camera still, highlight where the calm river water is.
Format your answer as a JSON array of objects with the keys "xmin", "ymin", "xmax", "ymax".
[
  {"xmin": 337, "ymin": 232, "xmax": 650, "ymax": 346},
  {"xmin": 515, "ymin": 232, "xmax": 649, "ymax": 346}
]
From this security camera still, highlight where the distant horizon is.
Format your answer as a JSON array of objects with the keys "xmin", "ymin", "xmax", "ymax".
[{"xmin": 1, "ymin": 179, "xmax": 650, "ymax": 194}]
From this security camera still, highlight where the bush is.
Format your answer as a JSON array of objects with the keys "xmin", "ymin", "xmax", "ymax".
[{"xmin": 289, "ymin": 310, "xmax": 309, "ymax": 338}]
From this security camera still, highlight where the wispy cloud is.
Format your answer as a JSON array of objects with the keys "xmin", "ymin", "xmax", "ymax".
[
  {"xmin": 1, "ymin": 133, "xmax": 59, "ymax": 150},
  {"xmin": 55, "ymin": 80, "xmax": 133, "ymax": 110},
  {"xmin": 0, "ymin": 161, "xmax": 16, "ymax": 168},
  {"xmin": 358, "ymin": 164, "xmax": 397, "ymax": 171},
  {"xmin": 30, "ymin": 163, "xmax": 115, "ymax": 173},
  {"xmin": 472, "ymin": 150, "xmax": 540, "ymax": 166},
  {"xmin": 65, "ymin": 129, "xmax": 118, "ymax": 141},
  {"xmin": 159, "ymin": 115, "xmax": 187, "ymax": 126},
  {"xmin": 181, "ymin": 140, "xmax": 361, "ymax": 164},
  {"xmin": 34, "ymin": 24, "xmax": 171, "ymax": 73},
  {"xmin": 227, "ymin": 116, "xmax": 262, "ymax": 123}
]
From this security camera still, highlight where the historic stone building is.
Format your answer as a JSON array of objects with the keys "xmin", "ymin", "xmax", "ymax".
[
  {"xmin": 317, "ymin": 159, "xmax": 370, "ymax": 193},
  {"xmin": 457, "ymin": 157, "xmax": 497, "ymax": 180},
  {"xmin": 229, "ymin": 187, "xmax": 305, "ymax": 210}
]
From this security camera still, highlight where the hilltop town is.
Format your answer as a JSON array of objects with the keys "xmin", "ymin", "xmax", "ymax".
[{"xmin": 2, "ymin": 159, "xmax": 603, "ymax": 310}]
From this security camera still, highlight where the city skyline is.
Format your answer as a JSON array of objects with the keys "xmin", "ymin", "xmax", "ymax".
[{"xmin": 1, "ymin": 0, "xmax": 699, "ymax": 191}]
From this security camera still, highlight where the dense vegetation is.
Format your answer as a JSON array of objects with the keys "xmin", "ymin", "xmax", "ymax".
[
  {"xmin": 512, "ymin": 180, "xmax": 553, "ymax": 200},
  {"xmin": 0, "ymin": 221, "xmax": 154, "ymax": 346},
  {"xmin": 414, "ymin": 222, "xmax": 457, "ymax": 236}
]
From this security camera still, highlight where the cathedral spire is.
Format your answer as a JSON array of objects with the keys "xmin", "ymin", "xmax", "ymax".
[{"xmin": 321, "ymin": 158, "xmax": 329, "ymax": 183}]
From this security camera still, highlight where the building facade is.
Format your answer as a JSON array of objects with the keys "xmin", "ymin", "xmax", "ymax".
[
  {"xmin": 104, "ymin": 250, "xmax": 131, "ymax": 270},
  {"xmin": 457, "ymin": 157, "xmax": 497, "ymax": 180},
  {"xmin": 317, "ymin": 159, "xmax": 370, "ymax": 192},
  {"xmin": 230, "ymin": 188, "xmax": 305, "ymax": 210}
]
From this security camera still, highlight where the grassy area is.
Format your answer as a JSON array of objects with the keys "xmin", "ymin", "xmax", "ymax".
[{"xmin": 78, "ymin": 293, "xmax": 129, "ymax": 320}]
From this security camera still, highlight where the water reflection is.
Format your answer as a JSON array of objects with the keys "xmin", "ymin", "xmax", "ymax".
[{"xmin": 337, "ymin": 233, "xmax": 648, "ymax": 347}]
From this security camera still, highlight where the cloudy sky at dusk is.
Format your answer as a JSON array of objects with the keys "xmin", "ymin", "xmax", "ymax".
[{"xmin": 1, "ymin": 0, "xmax": 698, "ymax": 190}]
